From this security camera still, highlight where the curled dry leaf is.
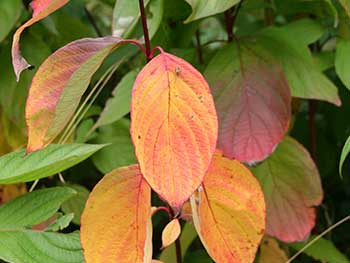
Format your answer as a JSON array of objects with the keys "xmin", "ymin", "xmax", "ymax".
[
  {"xmin": 81, "ymin": 165, "xmax": 152, "ymax": 263},
  {"xmin": 131, "ymin": 51, "xmax": 218, "ymax": 212},
  {"xmin": 252, "ymin": 136, "xmax": 323, "ymax": 242},
  {"xmin": 161, "ymin": 218, "xmax": 181, "ymax": 248},
  {"xmin": 12, "ymin": 0, "xmax": 69, "ymax": 80},
  {"xmin": 191, "ymin": 151, "xmax": 266, "ymax": 263},
  {"xmin": 25, "ymin": 37, "xmax": 126, "ymax": 153}
]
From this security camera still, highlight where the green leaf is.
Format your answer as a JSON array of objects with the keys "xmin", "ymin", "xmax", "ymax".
[
  {"xmin": 290, "ymin": 235, "xmax": 350, "ymax": 263},
  {"xmin": 340, "ymin": 136, "xmax": 350, "ymax": 176},
  {"xmin": 61, "ymin": 184, "xmax": 90, "ymax": 225},
  {"xmin": 92, "ymin": 119, "xmax": 136, "ymax": 173},
  {"xmin": 46, "ymin": 213, "xmax": 75, "ymax": 232},
  {"xmin": 335, "ymin": 38, "xmax": 350, "ymax": 89},
  {"xmin": 94, "ymin": 70, "xmax": 138, "ymax": 128},
  {"xmin": 0, "ymin": 143, "xmax": 106, "ymax": 184},
  {"xmin": 0, "ymin": 187, "xmax": 76, "ymax": 229},
  {"xmin": 0, "ymin": 231, "xmax": 84, "ymax": 263},
  {"xmin": 184, "ymin": 0, "xmax": 240, "ymax": 23},
  {"xmin": 257, "ymin": 26, "xmax": 341, "ymax": 106},
  {"xmin": 0, "ymin": 0, "xmax": 22, "ymax": 42}
]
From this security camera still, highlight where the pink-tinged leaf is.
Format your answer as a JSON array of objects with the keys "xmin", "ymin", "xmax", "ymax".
[
  {"xmin": 191, "ymin": 151, "xmax": 266, "ymax": 263},
  {"xmin": 12, "ymin": 0, "xmax": 69, "ymax": 80},
  {"xmin": 251, "ymin": 136, "xmax": 323, "ymax": 242},
  {"xmin": 80, "ymin": 165, "xmax": 152, "ymax": 263},
  {"xmin": 161, "ymin": 218, "xmax": 181, "ymax": 248},
  {"xmin": 26, "ymin": 37, "xmax": 126, "ymax": 153},
  {"xmin": 205, "ymin": 41, "xmax": 291, "ymax": 164},
  {"xmin": 131, "ymin": 51, "xmax": 218, "ymax": 212}
]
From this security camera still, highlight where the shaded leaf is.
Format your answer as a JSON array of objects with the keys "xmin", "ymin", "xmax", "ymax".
[
  {"xmin": 46, "ymin": 213, "xmax": 74, "ymax": 232},
  {"xmin": 205, "ymin": 41, "xmax": 291, "ymax": 163},
  {"xmin": 162, "ymin": 218, "xmax": 181, "ymax": 248},
  {"xmin": 191, "ymin": 151, "xmax": 265, "ymax": 263},
  {"xmin": 25, "ymin": 37, "xmax": 126, "ymax": 152},
  {"xmin": 290, "ymin": 235, "xmax": 350, "ymax": 263},
  {"xmin": 184, "ymin": 0, "xmax": 240, "ymax": 23},
  {"xmin": 252, "ymin": 136, "xmax": 323, "ymax": 242},
  {"xmin": 335, "ymin": 38, "xmax": 350, "ymax": 89},
  {"xmin": 0, "ymin": 143, "xmax": 105, "ymax": 184},
  {"xmin": 339, "ymin": 0, "xmax": 350, "ymax": 17},
  {"xmin": 12, "ymin": 0, "xmax": 69, "ymax": 80},
  {"xmin": 0, "ymin": 183, "xmax": 27, "ymax": 205},
  {"xmin": 131, "ymin": 51, "xmax": 217, "ymax": 211},
  {"xmin": 0, "ymin": 0, "xmax": 22, "ymax": 42},
  {"xmin": 81, "ymin": 165, "xmax": 152, "ymax": 263},
  {"xmin": 259, "ymin": 237, "xmax": 288, "ymax": 263},
  {"xmin": 340, "ymin": 135, "xmax": 350, "ymax": 176}
]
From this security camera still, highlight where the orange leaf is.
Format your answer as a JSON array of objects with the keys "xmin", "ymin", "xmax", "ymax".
[
  {"xmin": 259, "ymin": 237, "xmax": 288, "ymax": 263},
  {"xmin": 12, "ymin": 0, "xmax": 69, "ymax": 80},
  {"xmin": 131, "ymin": 51, "xmax": 218, "ymax": 211},
  {"xmin": 191, "ymin": 151, "xmax": 266, "ymax": 263},
  {"xmin": 161, "ymin": 218, "xmax": 181, "ymax": 248},
  {"xmin": 81, "ymin": 165, "xmax": 152, "ymax": 263},
  {"xmin": 25, "ymin": 37, "xmax": 125, "ymax": 152}
]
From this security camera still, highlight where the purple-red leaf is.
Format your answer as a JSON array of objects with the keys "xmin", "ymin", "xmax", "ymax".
[
  {"xmin": 12, "ymin": 0, "xmax": 69, "ymax": 80},
  {"xmin": 252, "ymin": 136, "xmax": 323, "ymax": 242},
  {"xmin": 205, "ymin": 41, "xmax": 291, "ymax": 164},
  {"xmin": 131, "ymin": 51, "xmax": 218, "ymax": 212}
]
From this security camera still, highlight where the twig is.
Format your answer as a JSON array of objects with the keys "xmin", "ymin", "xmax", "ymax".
[
  {"xmin": 84, "ymin": 7, "xmax": 103, "ymax": 37},
  {"xmin": 309, "ymin": 100, "xmax": 317, "ymax": 162},
  {"xmin": 224, "ymin": 1, "xmax": 244, "ymax": 42},
  {"xmin": 195, "ymin": 30, "xmax": 203, "ymax": 64},
  {"xmin": 138, "ymin": 0, "xmax": 152, "ymax": 61},
  {"xmin": 264, "ymin": 0, "xmax": 274, "ymax": 25}
]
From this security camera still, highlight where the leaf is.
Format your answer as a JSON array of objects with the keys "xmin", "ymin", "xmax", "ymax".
[
  {"xmin": 25, "ymin": 36, "xmax": 127, "ymax": 153},
  {"xmin": 205, "ymin": 41, "xmax": 291, "ymax": 163},
  {"xmin": 11, "ymin": 0, "xmax": 69, "ymax": 80},
  {"xmin": 130, "ymin": 51, "xmax": 218, "ymax": 211},
  {"xmin": 251, "ymin": 136, "xmax": 323, "ymax": 242},
  {"xmin": 338, "ymin": 0, "xmax": 350, "ymax": 17},
  {"xmin": 190, "ymin": 151, "xmax": 266, "ymax": 263},
  {"xmin": 340, "ymin": 136, "xmax": 350, "ymax": 176},
  {"xmin": 0, "ymin": 187, "xmax": 76, "ymax": 229},
  {"xmin": 259, "ymin": 237, "xmax": 288, "ymax": 263},
  {"xmin": 0, "ymin": 143, "xmax": 105, "ymax": 184},
  {"xmin": 162, "ymin": 218, "xmax": 181, "ymax": 248},
  {"xmin": 0, "ymin": 231, "xmax": 84, "ymax": 263},
  {"xmin": 94, "ymin": 70, "xmax": 138, "ymax": 128},
  {"xmin": 0, "ymin": 183, "xmax": 27, "ymax": 205},
  {"xmin": 335, "ymin": 38, "xmax": 350, "ymax": 90},
  {"xmin": 0, "ymin": 0, "xmax": 22, "ymax": 42},
  {"xmin": 184, "ymin": 0, "xmax": 240, "ymax": 23},
  {"xmin": 46, "ymin": 213, "xmax": 74, "ymax": 232},
  {"xmin": 61, "ymin": 184, "xmax": 90, "ymax": 225},
  {"xmin": 257, "ymin": 25, "xmax": 341, "ymax": 106},
  {"xmin": 81, "ymin": 165, "xmax": 152, "ymax": 263},
  {"xmin": 92, "ymin": 119, "xmax": 136, "ymax": 173},
  {"xmin": 290, "ymin": 235, "xmax": 350, "ymax": 263}
]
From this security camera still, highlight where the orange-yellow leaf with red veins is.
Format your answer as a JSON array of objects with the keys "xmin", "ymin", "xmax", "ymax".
[
  {"xmin": 161, "ymin": 218, "xmax": 181, "ymax": 248},
  {"xmin": 80, "ymin": 165, "xmax": 152, "ymax": 263},
  {"xmin": 191, "ymin": 151, "xmax": 266, "ymax": 263},
  {"xmin": 12, "ymin": 0, "xmax": 69, "ymax": 80},
  {"xmin": 131, "ymin": 51, "xmax": 218, "ymax": 212}
]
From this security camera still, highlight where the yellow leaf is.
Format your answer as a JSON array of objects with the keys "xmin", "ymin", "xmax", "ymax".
[
  {"xmin": 259, "ymin": 237, "xmax": 288, "ymax": 263},
  {"xmin": 162, "ymin": 218, "xmax": 181, "ymax": 248}
]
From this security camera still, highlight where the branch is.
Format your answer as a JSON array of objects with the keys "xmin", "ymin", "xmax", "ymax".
[{"xmin": 138, "ymin": 0, "xmax": 152, "ymax": 61}]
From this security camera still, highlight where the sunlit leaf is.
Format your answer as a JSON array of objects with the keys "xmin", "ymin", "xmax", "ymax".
[
  {"xmin": 0, "ymin": 0, "xmax": 22, "ymax": 43},
  {"xmin": 191, "ymin": 151, "xmax": 265, "ymax": 263},
  {"xmin": 340, "ymin": 135, "xmax": 350, "ymax": 176},
  {"xmin": 25, "ymin": 37, "xmax": 127, "ymax": 152},
  {"xmin": 205, "ymin": 40, "xmax": 291, "ymax": 163},
  {"xmin": 0, "ymin": 143, "xmax": 105, "ymax": 184},
  {"xmin": 12, "ymin": 0, "xmax": 69, "ymax": 80},
  {"xmin": 184, "ymin": 0, "xmax": 240, "ymax": 23},
  {"xmin": 81, "ymin": 165, "xmax": 152, "ymax": 263},
  {"xmin": 131, "ymin": 51, "xmax": 218, "ymax": 211},
  {"xmin": 259, "ymin": 237, "xmax": 288, "ymax": 263},
  {"xmin": 252, "ymin": 136, "xmax": 323, "ymax": 242},
  {"xmin": 335, "ymin": 38, "xmax": 350, "ymax": 90},
  {"xmin": 161, "ymin": 218, "xmax": 181, "ymax": 248}
]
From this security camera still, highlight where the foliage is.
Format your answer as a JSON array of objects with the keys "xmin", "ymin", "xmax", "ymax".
[{"xmin": 0, "ymin": 0, "xmax": 350, "ymax": 262}]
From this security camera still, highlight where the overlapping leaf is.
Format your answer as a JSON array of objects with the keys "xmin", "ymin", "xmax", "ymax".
[
  {"xmin": 81, "ymin": 165, "xmax": 152, "ymax": 263},
  {"xmin": 335, "ymin": 38, "xmax": 350, "ymax": 90},
  {"xmin": 252, "ymin": 136, "xmax": 323, "ymax": 242},
  {"xmin": 205, "ymin": 41, "xmax": 291, "ymax": 163},
  {"xmin": 259, "ymin": 237, "xmax": 288, "ymax": 263},
  {"xmin": 131, "ymin": 51, "xmax": 218, "ymax": 211},
  {"xmin": 25, "ymin": 37, "xmax": 126, "ymax": 152},
  {"xmin": 191, "ymin": 151, "xmax": 265, "ymax": 263},
  {"xmin": 161, "ymin": 218, "xmax": 181, "ymax": 248},
  {"xmin": 12, "ymin": 0, "xmax": 69, "ymax": 80}
]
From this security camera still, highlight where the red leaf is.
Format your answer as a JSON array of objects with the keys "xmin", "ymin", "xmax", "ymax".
[
  {"xmin": 25, "ymin": 37, "xmax": 125, "ymax": 153},
  {"xmin": 191, "ymin": 151, "xmax": 266, "ymax": 263},
  {"xmin": 252, "ymin": 136, "xmax": 323, "ymax": 242},
  {"xmin": 81, "ymin": 165, "xmax": 152, "ymax": 263},
  {"xmin": 205, "ymin": 41, "xmax": 291, "ymax": 164},
  {"xmin": 12, "ymin": 0, "xmax": 69, "ymax": 80},
  {"xmin": 131, "ymin": 51, "xmax": 218, "ymax": 212}
]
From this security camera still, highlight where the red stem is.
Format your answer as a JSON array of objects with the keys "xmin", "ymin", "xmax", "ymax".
[{"xmin": 138, "ymin": 0, "xmax": 152, "ymax": 61}]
